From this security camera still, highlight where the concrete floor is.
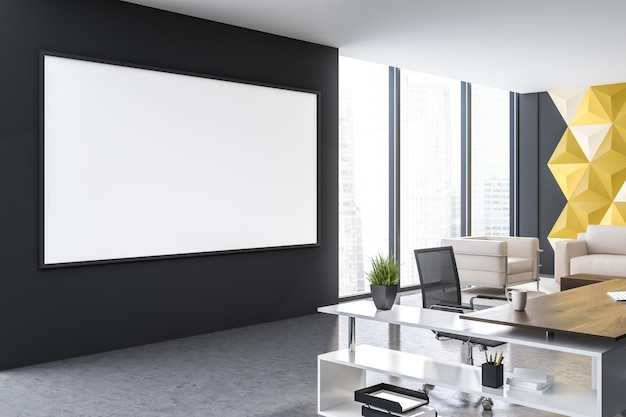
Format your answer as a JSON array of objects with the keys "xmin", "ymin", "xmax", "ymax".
[{"xmin": 0, "ymin": 278, "xmax": 623, "ymax": 417}]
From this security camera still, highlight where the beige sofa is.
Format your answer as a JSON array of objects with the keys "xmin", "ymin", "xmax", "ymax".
[
  {"xmin": 554, "ymin": 225, "xmax": 626, "ymax": 283},
  {"xmin": 441, "ymin": 236, "xmax": 541, "ymax": 292}
]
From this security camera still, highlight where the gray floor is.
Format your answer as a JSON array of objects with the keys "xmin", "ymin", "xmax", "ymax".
[{"xmin": 0, "ymin": 280, "xmax": 622, "ymax": 417}]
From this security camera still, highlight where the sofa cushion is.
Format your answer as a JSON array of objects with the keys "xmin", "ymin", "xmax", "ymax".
[
  {"xmin": 586, "ymin": 225, "xmax": 626, "ymax": 255},
  {"xmin": 455, "ymin": 254, "xmax": 504, "ymax": 272},
  {"xmin": 570, "ymin": 254, "xmax": 626, "ymax": 278},
  {"xmin": 507, "ymin": 257, "xmax": 532, "ymax": 275},
  {"xmin": 457, "ymin": 270, "xmax": 504, "ymax": 286},
  {"xmin": 507, "ymin": 271, "xmax": 533, "ymax": 285}
]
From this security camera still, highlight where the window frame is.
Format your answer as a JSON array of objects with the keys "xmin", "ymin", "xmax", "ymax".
[{"xmin": 338, "ymin": 60, "xmax": 517, "ymax": 298}]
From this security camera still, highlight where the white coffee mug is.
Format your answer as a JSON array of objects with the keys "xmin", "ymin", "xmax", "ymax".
[{"xmin": 507, "ymin": 289, "xmax": 527, "ymax": 311}]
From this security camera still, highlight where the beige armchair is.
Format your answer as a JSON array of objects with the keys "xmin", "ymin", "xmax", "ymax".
[
  {"xmin": 441, "ymin": 236, "xmax": 541, "ymax": 292},
  {"xmin": 554, "ymin": 225, "xmax": 626, "ymax": 284}
]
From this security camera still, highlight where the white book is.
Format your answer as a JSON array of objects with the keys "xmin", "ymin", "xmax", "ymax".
[
  {"xmin": 506, "ymin": 383, "xmax": 553, "ymax": 394},
  {"xmin": 512, "ymin": 367, "xmax": 549, "ymax": 382},
  {"xmin": 506, "ymin": 375, "xmax": 554, "ymax": 390}
]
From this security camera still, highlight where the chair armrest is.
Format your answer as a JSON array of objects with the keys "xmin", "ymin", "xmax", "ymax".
[
  {"xmin": 429, "ymin": 304, "xmax": 466, "ymax": 314},
  {"xmin": 442, "ymin": 238, "xmax": 507, "ymax": 255},
  {"xmin": 469, "ymin": 295, "xmax": 507, "ymax": 309},
  {"xmin": 500, "ymin": 237, "xmax": 541, "ymax": 281},
  {"xmin": 554, "ymin": 239, "xmax": 588, "ymax": 283},
  {"xmin": 474, "ymin": 294, "xmax": 507, "ymax": 300},
  {"xmin": 498, "ymin": 236, "xmax": 539, "ymax": 259}
]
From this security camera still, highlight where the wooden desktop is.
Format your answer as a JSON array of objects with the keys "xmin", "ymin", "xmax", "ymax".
[
  {"xmin": 460, "ymin": 279, "xmax": 626, "ymax": 340},
  {"xmin": 560, "ymin": 273, "xmax": 625, "ymax": 291}
]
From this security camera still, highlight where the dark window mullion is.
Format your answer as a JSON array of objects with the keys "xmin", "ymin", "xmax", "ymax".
[
  {"xmin": 510, "ymin": 91, "xmax": 519, "ymax": 236},
  {"xmin": 461, "ymin": 82, "xmax": 471, "ymax": 236},
  {"xmin": 389, "ymin": 67, "xmax": 400, "ymax": 261}
]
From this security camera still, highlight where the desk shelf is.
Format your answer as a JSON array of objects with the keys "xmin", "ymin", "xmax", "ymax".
[
  {"xmin": 318, "ymin": 344, "xmax": 597, "ymax": 417},
  {"xmin": 318, "ymin": 300, "xmax": 626, "ymax": 416}
]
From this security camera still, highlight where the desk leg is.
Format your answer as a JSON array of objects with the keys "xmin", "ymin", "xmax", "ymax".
[
  {"xmin": 349, "ymin": 316, "xmax": 356, "ymax": 352},
  {"xmin": 599, "ymin": 343, "xmax": 626, "ymax": 416}
]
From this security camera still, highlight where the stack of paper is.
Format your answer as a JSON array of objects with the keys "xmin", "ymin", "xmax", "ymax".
[
  {"xmin": 505, "ymin": 368, "xmax": 553, "ymax": 394},
  {"xmin": 368, "ymin": 390, "xmax": 426, "ymax": 411}
]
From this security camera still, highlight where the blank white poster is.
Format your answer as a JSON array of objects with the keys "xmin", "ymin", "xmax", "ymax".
[{"xmin": 43, "ymin": 54, "xmax": 318, "ymax": 265}]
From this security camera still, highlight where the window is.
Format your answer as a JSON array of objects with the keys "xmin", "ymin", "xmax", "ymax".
[
  {"xmin": 338, "ymin": 57, "xmax": 389, "ymax": 297},
  {"xmin": 399, "ymin": 70, "xmax": 462, "ymax": 287},
  {"xmin": 338, "ymin": 58, "xmax": 513, "ymax": 296},
  {"xmin": 470, "ymin": 84, "xmax": 510, "ymax": 236}
]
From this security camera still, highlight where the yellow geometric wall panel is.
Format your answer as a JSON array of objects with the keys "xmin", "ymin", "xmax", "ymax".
[{"xmin": 548, "ymin": 83, "xmax": 626, "ymax": 244}]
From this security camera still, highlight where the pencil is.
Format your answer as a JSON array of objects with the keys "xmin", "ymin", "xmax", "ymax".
[{"xmin": 495, "ymin": 352, "xmax": 503, "ymax": 366}]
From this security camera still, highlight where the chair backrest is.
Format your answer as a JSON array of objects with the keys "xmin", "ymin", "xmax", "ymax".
[{"xmin": 414, "ymin": 246, "xmax": 462, "ymax": 309}]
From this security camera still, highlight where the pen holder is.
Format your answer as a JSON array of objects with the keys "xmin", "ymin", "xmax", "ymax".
[{"xmin": 482, "ymin": 363, "xmax": 503, "ymax": 388}]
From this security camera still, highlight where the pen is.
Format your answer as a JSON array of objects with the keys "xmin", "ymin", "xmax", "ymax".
[{"xmin": 484, "ymin": 350, "xmax": 489, "ymax": 363}]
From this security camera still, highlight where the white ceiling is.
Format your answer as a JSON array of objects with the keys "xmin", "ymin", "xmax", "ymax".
[{"xmin": 123, "ymin": 0, "xmax": 626, "ymax": 93}]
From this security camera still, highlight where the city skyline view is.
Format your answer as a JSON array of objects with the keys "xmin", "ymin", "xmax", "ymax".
[{"xmin": 338, "ymin": 56, "xmax": 510, "ymax": 297}]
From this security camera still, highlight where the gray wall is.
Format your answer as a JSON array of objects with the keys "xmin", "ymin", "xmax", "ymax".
[
  {"xmin": 518, "ymin": 92, "xmax": 567, "ymax": 274},
  {"xmin": 0, "ymin": 0, "xmax": 338, "ymax": 369}
]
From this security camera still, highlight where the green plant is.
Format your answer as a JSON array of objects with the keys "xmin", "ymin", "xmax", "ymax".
[{"xmin": 365, "ymin": 253, "xmax": 400, "ymax": 286}]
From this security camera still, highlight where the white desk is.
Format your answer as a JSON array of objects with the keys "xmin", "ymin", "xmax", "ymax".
[{"xmin": 317, "ymin": 299, "xmax": 626, "ymax": 417}]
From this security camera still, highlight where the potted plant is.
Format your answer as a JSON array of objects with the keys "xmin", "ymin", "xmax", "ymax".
[{"xmin": 366, "ymin": 253, "xmax": 400, "ymax": 310}]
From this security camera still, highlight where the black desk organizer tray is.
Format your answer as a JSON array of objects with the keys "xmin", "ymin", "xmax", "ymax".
[{"xmin": 355, "ymin": 383, "xmax": 429, "ymax": 413}]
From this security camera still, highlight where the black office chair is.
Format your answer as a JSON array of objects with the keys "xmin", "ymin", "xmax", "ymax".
[{"xmin": 414, "ymin": 246, "xmax": 507, "ymax": 410}]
